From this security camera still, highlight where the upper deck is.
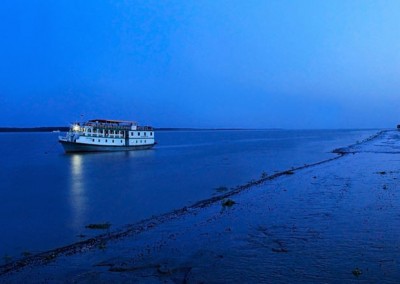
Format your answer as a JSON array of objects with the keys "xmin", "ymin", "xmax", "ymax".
[{"xmin": 79, "ymin": 119, "xmax": 153, "ymax": 131}]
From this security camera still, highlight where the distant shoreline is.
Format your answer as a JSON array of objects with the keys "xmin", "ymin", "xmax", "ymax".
[
  {"xmin": 0, "ymin": 127, "xmax": 70, "ymax": 133},
  {"xmin": 0, "ymin": 127, "xmax": 383, "ymax": 133},
  {"xmin": 0, "ymin": 127, "xmax": 283, "ymax": 133}
]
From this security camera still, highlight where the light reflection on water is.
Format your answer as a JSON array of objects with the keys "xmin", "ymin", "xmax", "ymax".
[
  {"xmin": 69, "ymin": 154, "xmax": 86, "ymax": 230},
  {"xmin": 67, "ymin": 149, "xmax": 155, "ymax": 232}
]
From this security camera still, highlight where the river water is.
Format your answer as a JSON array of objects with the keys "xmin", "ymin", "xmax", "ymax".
[{"xmin": 0, "ymin": 129, "xmax": 378, "ymax": 257}]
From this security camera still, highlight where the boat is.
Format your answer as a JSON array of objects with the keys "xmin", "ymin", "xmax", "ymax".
[{"xmin": 59, "ymin": 119, "xmax": 156, "ymax": 153}]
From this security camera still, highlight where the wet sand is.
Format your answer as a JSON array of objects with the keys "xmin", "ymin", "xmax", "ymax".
[{"xmin": 1, "ymin": 130, "xmax": 400, "ymax": 283}]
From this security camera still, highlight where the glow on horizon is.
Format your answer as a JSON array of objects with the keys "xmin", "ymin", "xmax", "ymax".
[{"xmin": 0, "ymin": 1, "xmax": 399, "ymax": 129}]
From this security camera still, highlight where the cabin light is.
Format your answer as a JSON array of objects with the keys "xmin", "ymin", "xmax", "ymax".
[{"xmin": 72, "ymin": 124, "xmax": 80, "ymax": 131}]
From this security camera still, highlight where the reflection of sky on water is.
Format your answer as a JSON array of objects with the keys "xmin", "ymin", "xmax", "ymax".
[
  {"xmin": 69, "ymin": 154, "xmax": 86, "ymax": 230},
  {"xmin": 0, "ymin": 130, "xmax": 379, "ymax": 257}
]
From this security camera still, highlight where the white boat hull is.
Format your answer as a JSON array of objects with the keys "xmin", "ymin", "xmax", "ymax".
[{"xmin": 59, "ymin": 140, "xmax": 155, "ymax": 153}]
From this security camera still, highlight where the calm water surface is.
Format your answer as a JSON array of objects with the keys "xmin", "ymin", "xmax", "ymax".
[{"xmin": 0, "ymin": 129, "xmax": 377, "ymax": 257}]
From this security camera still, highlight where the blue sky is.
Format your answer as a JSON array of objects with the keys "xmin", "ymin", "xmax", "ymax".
[{"xmin": 0, "ymin": 0, "xmax": 399, "ymax": 128}]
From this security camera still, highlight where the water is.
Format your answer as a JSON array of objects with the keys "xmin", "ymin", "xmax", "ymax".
[{"xmin": 0, "ymin": 129, "xmax": 377, "ymax": 257}]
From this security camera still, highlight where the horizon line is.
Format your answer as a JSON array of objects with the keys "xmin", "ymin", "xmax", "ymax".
[{"xmin": 0, "ymin": 126, "xmax": 390, "ymax": 133}]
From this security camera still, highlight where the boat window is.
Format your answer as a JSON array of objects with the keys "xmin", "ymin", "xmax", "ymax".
[
  {"xmin": 106, "ymin": 139, "xmax": 108, "ymax": 142},
  {"xmin": 112, "ymin": 140, "xmax": 114, "ymax": 143},
  {"xmin": 92, "ymin": 139, "xmax": 94, "ymax": 142},
  {"xmin": 98, "ymin": 139, "xmax": 100, "ymax": 142},
  {"xmin": 150, "ymin": 132, "xmax": 153, "ymax": 136},
  {"xmin": 138, "ymin": 132, "xmax": 140, "ymax": 136}
]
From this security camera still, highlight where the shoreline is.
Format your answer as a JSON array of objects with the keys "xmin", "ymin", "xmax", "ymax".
[{"xmin": 1, "ymin": 129, "xmax": 397, "ymax": 281}]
